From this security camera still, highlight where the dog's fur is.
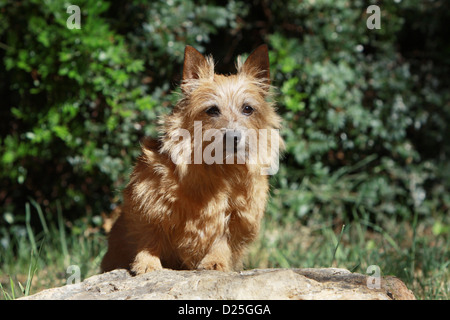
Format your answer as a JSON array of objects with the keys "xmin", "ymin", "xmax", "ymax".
[{"xmin": 101, "ymin": 45, "xmax": 284, "ymax": 274}]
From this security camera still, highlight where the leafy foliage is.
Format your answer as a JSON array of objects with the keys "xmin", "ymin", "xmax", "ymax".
[{"xmin": 264, "ymin": 0, "xmax": 450, "ymax": 223}]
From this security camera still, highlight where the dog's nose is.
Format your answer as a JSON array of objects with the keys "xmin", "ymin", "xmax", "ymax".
[{"xmin": 224, "ymin": 130, "xmax": 241, "ymax": 151}]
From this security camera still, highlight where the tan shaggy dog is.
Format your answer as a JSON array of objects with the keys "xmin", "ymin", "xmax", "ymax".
[{"xmin": 101, "ymin": 45, "xmax": 284, "ymax": 275}]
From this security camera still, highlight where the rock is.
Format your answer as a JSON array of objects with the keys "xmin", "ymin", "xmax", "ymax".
[{"xmin": 19, "ymin": 268, "xmax": 415, "ymax": 300}]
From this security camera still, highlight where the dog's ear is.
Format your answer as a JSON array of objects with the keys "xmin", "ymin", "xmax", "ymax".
[
  {"xmin": 183, "ymin": 45, "xmax": 208, "ymax": 81},
  {"xmin": 241, "ymin": 44, "xmax": 270, "ymax": 85}
]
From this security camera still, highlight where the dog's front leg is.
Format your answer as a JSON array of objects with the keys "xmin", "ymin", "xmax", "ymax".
[
  {"xmin": 197, "ymin": 236, "xmax": 232, "ymax": 271},
  {"xmin": 131, "ymin": 249, "xmax": 163, "ymax": 275}
]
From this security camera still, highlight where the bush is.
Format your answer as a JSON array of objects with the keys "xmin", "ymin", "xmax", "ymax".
[
  {"xmin": 264, "ymin": 1, "xmax": 450, "ymax": 222},
  {"xmin": 0, "ymin": 0, "xmax": 241, "ymax": 222}
]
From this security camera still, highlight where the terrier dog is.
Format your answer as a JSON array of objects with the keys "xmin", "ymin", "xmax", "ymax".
[{"xmin": 101, "ymin": 44, "xmax": 284, "ymax": 274}]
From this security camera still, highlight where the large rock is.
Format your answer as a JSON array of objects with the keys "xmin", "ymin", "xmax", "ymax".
[{"xmin": 20, "ymin": 268, "xmax": 415, "ymax": 300}]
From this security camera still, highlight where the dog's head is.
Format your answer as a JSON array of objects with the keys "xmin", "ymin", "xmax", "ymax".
[{"xmin": 161, "ymin": 45, "xmax": 284, "ymax": 175}]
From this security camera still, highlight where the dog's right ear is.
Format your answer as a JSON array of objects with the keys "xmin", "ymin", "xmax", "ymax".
[
  {"xmin": 182, "ymin": 46, "xmax": 214, "ymax": 94},
  {"xmin": 183, "ymin": 45, "xmax": 207, "ymax": 81}
]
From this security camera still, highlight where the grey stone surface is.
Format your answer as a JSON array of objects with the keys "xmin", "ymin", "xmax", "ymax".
[{"xmin": 20, "ymin": 268, "xmax": 416, "ymax": 300}]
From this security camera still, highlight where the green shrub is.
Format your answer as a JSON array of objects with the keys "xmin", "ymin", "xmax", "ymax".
[
  {"xmin": 264, "ymin": 0, "xmax": 449, "ymax": 223},
  {"xmin": 0, "ymin": 0, "xmax": 241, "ymax": 221}
]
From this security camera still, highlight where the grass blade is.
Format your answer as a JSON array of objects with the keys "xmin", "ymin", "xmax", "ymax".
[
  {"xmin": 57, "ymin": 200, "xmax": 69, "ymax": 262},
  {"xmin": 9, "ymin": 277, "xmax": 16, "ymax": 300},
  {"xmin": 29, "ymin": 198, "xmax": 49, "ymax": 236},
  {"xmin": 25, "ymin": 202, "xmax": 37, "ymax": 254},
  {"xmin": 331, "ymin": 224, "xmax": 346, "ymax": 267},
  {"xmin": 0, "ymin": 282, "xmax": 12, "ymax": 300}
]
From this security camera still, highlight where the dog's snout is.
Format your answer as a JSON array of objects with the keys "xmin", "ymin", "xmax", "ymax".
[{"xmin": 224, "ymin": 130, "xmax": 241, "ymax": 150}]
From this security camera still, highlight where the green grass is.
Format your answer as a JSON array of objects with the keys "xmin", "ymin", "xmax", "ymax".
[
  {"xmin": 245, "ymin": 206, "xmax": 449, "ymax": 300},
  {"xmin": 0, "ymin": 201, "xmax": 106, "ymax": 299},
  {"xmin": 1, "ymin": 201, "xmax": 449, "ymax": 300}
]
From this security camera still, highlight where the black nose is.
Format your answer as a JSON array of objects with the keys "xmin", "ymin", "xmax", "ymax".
[{"xmin": 224, "ymin": 130, "xmax": 241, "ymax": 151}]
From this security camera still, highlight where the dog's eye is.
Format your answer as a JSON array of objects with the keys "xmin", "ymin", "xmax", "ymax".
[
  {"xmin": 205, "ymin": 105, "xmax": 220, "ymax": 117},
  {"xmin": 242, "ymin": 104, "xmax": 254, "ymax": 116}
]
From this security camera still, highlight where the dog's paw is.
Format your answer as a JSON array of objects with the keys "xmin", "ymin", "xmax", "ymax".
[
  {"xmin": 197, "ymin": 259, "xmax": 230, "ymax": 271},
  {"xmin": 131, "ymin": 262, "xmax": 161, "ymax": 275},
  {"xmin": 131, "ymin": 251, "xmax": 162, "ymax": 275}
]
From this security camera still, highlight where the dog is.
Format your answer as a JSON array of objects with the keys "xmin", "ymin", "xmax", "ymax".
[{"xmin": 101, "ymin": 44, "xmax": 284, "ymax": 274}]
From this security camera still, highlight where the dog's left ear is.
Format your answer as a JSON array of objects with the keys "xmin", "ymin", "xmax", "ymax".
[
  {"xmin": 241, "ymin": 44, "xmax": 270, "ymax": 85},
  {"xmin": 182, "ymin": 45, "xmax": 215, "ymax": 94}
]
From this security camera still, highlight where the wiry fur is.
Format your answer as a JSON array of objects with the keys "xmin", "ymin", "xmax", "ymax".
[{"xmin": 101, "ymin": 45, "xmax": 284, "ymax": 274}]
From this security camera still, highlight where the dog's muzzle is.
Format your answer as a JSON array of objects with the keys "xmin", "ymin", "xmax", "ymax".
[{"xmin": 223, "ymin": 129, "xmax": 242, "ymax": 153}]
